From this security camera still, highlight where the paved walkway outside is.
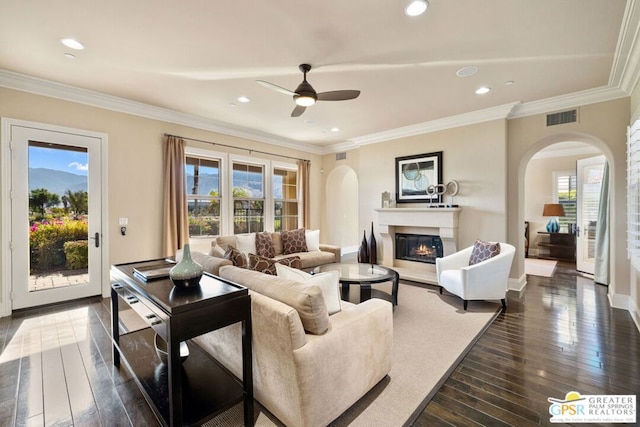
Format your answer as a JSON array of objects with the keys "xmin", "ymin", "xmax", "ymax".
[{"xmin": 29, "ymin": 269, "xmax": 89, "ymax": 292}]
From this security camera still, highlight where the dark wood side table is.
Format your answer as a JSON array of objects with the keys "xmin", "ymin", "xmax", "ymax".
[
  {"xmin": 537, "ymin": 232, "xmax": 576, "ymax": 261},
  {"xmin": 111, "ymin": 259, "xmax": 253, "ymax": 427}
]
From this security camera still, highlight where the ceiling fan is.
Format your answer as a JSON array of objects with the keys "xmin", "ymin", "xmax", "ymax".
[{"xmin": 256, "ymin": 64, "xmax": 360, "ymax": 117}]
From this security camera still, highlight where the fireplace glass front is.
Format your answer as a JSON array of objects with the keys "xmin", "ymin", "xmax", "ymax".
[{"xmin": 395, "ymin": 233, "xmax": 443, "ymax": 264}]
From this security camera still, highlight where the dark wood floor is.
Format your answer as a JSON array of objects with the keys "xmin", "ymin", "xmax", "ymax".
[
  {"xmin": 0, "ymin": 261, "xmax": 638, "ymax": 426},
  {"xmin": 413, "ymin": 261, "xmax": 640, "ymax": 427}
]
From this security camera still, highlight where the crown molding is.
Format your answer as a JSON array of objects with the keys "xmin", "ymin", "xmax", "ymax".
[
  {"xmin": 507, "ymin": 85, "xmax": 628, "ymax": 119},
  {"xmin": 334, "ymin": 102, "xmax": 521, "ymax": 151},
  {"xmin": 0, "ymin": 69, "xmax": 324, "ymax": 155},
  {"xmin": 610, "ymin": 0, "xmax": 640, "ymax": 93}
]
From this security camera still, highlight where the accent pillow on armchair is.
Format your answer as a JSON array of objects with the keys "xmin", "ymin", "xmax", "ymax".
[{"xmin": 468, "ymin": 240, "xmax": 501, "ymax": 265}]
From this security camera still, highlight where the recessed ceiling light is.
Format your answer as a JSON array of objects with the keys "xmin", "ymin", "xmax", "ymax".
[
  {"xmin": 330, "ymin": 127, "xmax": 340, "ymax": 132},
  {"xmin": 60, "ymin": 38, "xmax": 84, "ymax": 50},
  {"xmin": 505, "ymin": 80, "xmax": 514, "ymax": 86},
  {"xmin": 229, "ymin": 102, "xmax": 237, "ymax": 107},
  {"xmin": 237, "ymin": 96, "xmax": 250, "ymax": 103},
  {"xmin": 405, "ymin": 0, "xmax": 429, "ymax": 17},
  {"xmin": 64, "ymin": 53, "xmax": 76, "ymax": 60},
  {"xmin": 456, "ymin": 66, "xmax": 479, "ymax": 78},
  {"xmin": 475, "ymin": 86, "xmax": 491, "ymax": 95}
]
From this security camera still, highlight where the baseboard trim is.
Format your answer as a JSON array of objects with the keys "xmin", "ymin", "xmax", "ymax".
[
  {"xmin": 630, "ymin": 298, "xmax": 640, "ymax": 334},
  {"xmin": 508, "ymin": 274, "xmax": 527, "ymax": 292},
  {"xmin": 607, "ymin": 292, "xmax": 630, "ymax": 310}
]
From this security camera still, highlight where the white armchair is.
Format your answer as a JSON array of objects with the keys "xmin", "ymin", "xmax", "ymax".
[{"xmin": 436, "ymin": 242, "xmax": 516, "ymax": 310}]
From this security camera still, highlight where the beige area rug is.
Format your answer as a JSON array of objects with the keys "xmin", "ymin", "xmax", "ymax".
[
  {"xmin": 203, "ymin": 282, "xmax": 499, "ymax": 427},
  {"xmin": 525, "ymin": 258, "xmax": 558, "ymax": 277}
]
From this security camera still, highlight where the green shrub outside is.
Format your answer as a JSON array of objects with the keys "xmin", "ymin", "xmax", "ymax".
[
  {"xmin": 30, "ymin": 219, "xmax": 88, "ymax": 273},
  {"xmin": 63, "ymin": 240, "xmax": 89, "ymax": 270}
]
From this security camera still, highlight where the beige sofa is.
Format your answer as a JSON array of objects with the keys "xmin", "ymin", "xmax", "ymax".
[
  {"xmin": 214, "ymin": 232, "xmax": 341, "ymax": 271},
  {"xmin": 192, "ymin": 265, "xmax": 393, "ymax": 427}
]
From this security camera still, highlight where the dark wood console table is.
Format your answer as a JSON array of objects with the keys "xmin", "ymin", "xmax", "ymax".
[
  {"xmin": 537, "ymin": 232, "xmax": 576, "ymax": 262},
  {"xmin": 111, "ymin": 259, "xmax": 253, "ymax": 426}
]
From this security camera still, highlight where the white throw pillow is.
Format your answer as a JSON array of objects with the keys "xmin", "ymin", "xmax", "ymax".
[
  {"xmin": 276, "ymin": 263, "xmax": 341, "ymax": 314},
  {"xmin": 305, "ymin": 229, "xmax": 321, "ymax": 252},
  {"xmin": 236, "ymin": 233, "xmax": 256, "ymax": 255}
]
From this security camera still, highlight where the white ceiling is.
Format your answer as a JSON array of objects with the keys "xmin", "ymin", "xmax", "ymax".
[{"xmin": 0, "ymin": 1, "xmax": 634, "ymax": 151}]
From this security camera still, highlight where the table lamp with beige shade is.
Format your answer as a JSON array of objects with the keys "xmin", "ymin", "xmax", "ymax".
[{"xmin": 542, "ymin": 203, "xmax": 565, "ymax": 233}]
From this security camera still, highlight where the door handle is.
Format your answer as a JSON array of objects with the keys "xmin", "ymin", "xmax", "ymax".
[
  {"xmin": 91, "ymin": 232, "xmax": 100, "ymax": 248},
  {"xmin": 575, "ymin": 226, "xmax": 580, "ymax": 237}
]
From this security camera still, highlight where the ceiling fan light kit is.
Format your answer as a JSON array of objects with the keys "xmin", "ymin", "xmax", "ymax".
[{"xmin": 257, "ymin": 63, "xmax": 360, "ymax": 117}]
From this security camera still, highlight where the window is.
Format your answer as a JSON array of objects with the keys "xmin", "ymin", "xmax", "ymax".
[
  {"xmin": 554, "ymin": 171, "xmax": 577, "ymax": 229},
  {"xmin": 185, "ymin": 156, "xmax": 221, "ymax": 236},
  {"xmin": 232, "ymin": 162, "xmax": 264, "ymax": 233},
  {"xmin": 273, "ymin": 168, "xmax": 298, "ymax": 232}
]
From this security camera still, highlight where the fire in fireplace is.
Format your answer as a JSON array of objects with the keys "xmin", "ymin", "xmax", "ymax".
[{"xmin": 395, "ymin": 233, "xmax": 443, "ymax": 264}]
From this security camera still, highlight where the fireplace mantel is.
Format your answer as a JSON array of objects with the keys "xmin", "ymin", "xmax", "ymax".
[{"xmin": 374, "ymin": 207, "xmax": 462, "ymax": 284}]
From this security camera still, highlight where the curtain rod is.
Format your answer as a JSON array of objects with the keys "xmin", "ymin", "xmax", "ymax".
[{"xmin": 164, "ymin": 133, "xmax": 310, "ymax": 162}]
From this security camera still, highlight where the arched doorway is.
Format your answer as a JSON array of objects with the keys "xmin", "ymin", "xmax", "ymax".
[
  {"xmin": 518, "ymin": 133, "xmax": 615, "ymax": 285},
  {"xmin": 325, "ymin": 165, "xmax": 359, "ymax": 249}
]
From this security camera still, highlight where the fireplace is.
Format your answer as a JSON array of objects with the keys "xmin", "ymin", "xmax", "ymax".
[
  {"xmin": 395, "ymin": 234, "xmax": 443, "ymax": 264},
  {"xmin": 375, "ymin": 207, "xmax": 461, "ymax": 284}
]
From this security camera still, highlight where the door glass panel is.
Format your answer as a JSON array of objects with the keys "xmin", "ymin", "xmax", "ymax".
[
  {"xmin": 579, "ymin": 162, "xmax": 604, "ymax": 269},
  {"xmin": 28, "ymin": 141, "xmax": 89, "ymax": 292}
]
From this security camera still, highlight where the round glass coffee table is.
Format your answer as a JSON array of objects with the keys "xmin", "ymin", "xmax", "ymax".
[{"xmin": 314, "ymin": 263, "xmax": 399, "ymax": 305}]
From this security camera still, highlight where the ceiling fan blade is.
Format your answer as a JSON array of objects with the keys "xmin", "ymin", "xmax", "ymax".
[
  {"xmin": 291, "ymin": 105, "xmax": 306, "ymax": 117},
  {"xmin": 317, "ymin": 90, "xmax": 360, "ymax": 101},
  {"xmin": 256, "ymin": 80, "xmax": 296, "ymax": 96}
]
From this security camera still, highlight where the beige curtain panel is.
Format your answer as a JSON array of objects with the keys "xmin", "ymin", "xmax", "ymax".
[
  {"xmin": 162, "ymin": 135, "xmax": 189, "ymax": 256},
  {"xmin": 298, "ymin": 160, "xmax": 311, "ymax": 229}
]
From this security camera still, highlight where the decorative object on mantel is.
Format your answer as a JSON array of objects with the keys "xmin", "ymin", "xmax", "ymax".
[
  {"xmin": 445, "ymin": 180, "xmax": 460, "ymax": 207},
  {"xmin": 369, "ymin": 222, "xmax": 378, "ymax": 264},
  {"xmin": 169, "ymin": 243, "xmax": 203, "ymax": 288},
  {"xmin": 357, "ymin": 230, "xmax": 369, "ymax": 263},
  {"xmin": 395, "ymin": 151, "xmax": 443, "ymax": 204},
  {"xmin": 542, "ymin": 203, "xmax": 565, "ymax": 232},
  {"xmin": 381, "ymin": 191, "xmax": 392, "ymax": 208}
]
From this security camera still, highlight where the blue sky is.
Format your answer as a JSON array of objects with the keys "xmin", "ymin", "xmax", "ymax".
[{"xmin": 29, "ymin": 146, "xmax": 88, "ymax": 176}]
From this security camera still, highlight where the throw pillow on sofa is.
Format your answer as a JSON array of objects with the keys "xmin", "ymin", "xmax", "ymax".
[
  {"xmin": 224, "ymin": 245, "xmax": 248, "ymax": 268},
  {"xmin": 255, "ymin": 231, "xmax": 276, "ymax": 258},
  {"xmin": 469, "ymin": 240, "xmax": 501, "ymax": 265},
  {"xmin": 305, "ymin": 229, "xmax": 321, "ymax": 251},
  {"xmin": 236, "ymin": 233, "xmax": 256, "ymax": 256},
  {"xmin": 248, "ymin": 253, "xmax": 301, "ymax": 275},
  {"xmin": 276, "ymin": 264, "xmax": 342, "ymax": 315},
  {"xmin": 282, "ymin": 228, "xmax": 308, "ymax": 255}
]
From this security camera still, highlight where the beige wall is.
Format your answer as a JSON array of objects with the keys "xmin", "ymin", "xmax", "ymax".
[
  {"xmin": 524, "ymin": 153, "xmax": 599, "ymax": 257},
  {"xmin": 507, "ymin": 98, "xmax": 630, "ymax": 297},
  {"xmin": 321, "ymin": 119, "xmax": 509, "ymax": 261},
  {"xmin": 0, "ymin": 87, "xmax": 322, "ymax": 307}
]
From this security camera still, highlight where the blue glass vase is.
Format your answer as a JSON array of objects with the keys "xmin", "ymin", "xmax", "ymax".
[{"xmin": 546, "ymin": 217, "xmax": 559, "ymax": 233}]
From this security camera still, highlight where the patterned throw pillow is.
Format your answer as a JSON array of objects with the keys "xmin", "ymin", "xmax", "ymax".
[
  {"xmin": 223, "ymin": 245, "xmax": 247, "ymax": 268},
  {"xmin": 255, "ymin": 231, "xmax": 276, "ymax": 258},
  {"xmin": 469, "ymin": 240, "xmax": 501, "ymax": 265},
  {"xmin": 281, "ymin": 228, "xmax": 308, "ymax": 255},
  {"xmin": 248, "ymin": 253, "xmax": 301, "ymax": 275}
]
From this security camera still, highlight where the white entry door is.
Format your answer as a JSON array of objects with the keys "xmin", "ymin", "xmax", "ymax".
[
  {"xmin": 9, "ymin": 122, "xmax": 104, "ymax": 309},
  {"xmin": 576, "ymin": 155, "xmax": 605, "ymax": 275}
]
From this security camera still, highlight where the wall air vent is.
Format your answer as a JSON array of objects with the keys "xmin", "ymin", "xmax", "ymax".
[
  {"xmin": 546, "ymin": 109, "xmax": 578, "ymax": 126},
  {"xmin": 336, "ymin": 152, "xmax": 347, "ymax": 161}
]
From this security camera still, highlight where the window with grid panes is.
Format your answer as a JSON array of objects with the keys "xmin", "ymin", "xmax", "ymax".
[
  {"xmin": 232, "ymin": 162, "xmax": 264, "ymax": 233},
  {"xmin": 273, "ymin": 168, "xmax": 298, "ymax": 232},
  {"xmin": 185, "ymin": 156, "xmax": 221, "ymax": 236},
  {"xmin": 554, "ymin": 172, "xmax": 577, "ymax": 231}
]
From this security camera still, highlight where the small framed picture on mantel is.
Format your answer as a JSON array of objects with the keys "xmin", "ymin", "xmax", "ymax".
[{"xmin": 395, "ymin": 151, "xmax": 443, "ymax": 204}]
